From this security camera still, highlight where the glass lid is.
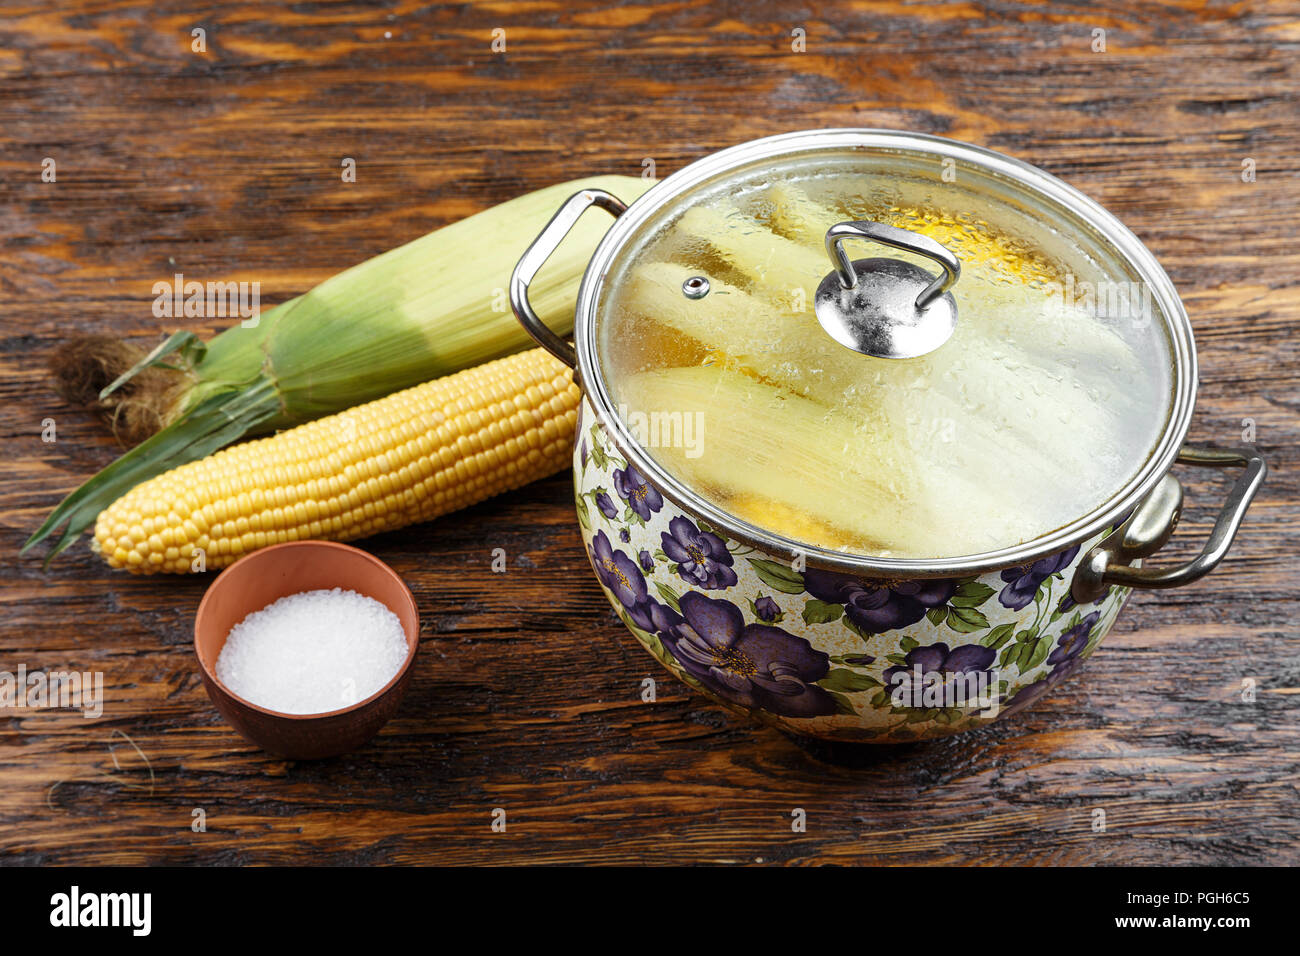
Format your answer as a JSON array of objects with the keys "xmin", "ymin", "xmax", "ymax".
[{"xmin": 590, "ymin": 132, "xmax": 1191, "ymax": 565}]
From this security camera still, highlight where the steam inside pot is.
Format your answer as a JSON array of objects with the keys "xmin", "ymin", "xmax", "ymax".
[{"xmin": 597, "ymin": 154, "xmax": 1174, "ymax": 560}]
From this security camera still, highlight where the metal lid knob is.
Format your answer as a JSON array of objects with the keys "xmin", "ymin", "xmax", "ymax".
[{"xmin": 813, "ymin": 221, "xmax": 961, "ymax": 359}]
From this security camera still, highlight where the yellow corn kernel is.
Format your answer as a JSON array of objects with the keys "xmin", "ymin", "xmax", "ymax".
[{"xmin": 94, "ymin": 349, "xmax": 580, "ymax": 574}]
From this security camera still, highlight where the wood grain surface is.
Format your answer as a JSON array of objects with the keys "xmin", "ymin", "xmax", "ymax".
[{"xmin": 2, "ymin": 0, "xmax": 1298, "ymax": 866}]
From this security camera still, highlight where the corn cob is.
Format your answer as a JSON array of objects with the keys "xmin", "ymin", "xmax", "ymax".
[
  {"xmin": 93, "ymin": 348, "xmax": 579, "ymax": 573},
  {"xmin": 27, "ymin": 174, "xmax": 653, "ymax": 564}
]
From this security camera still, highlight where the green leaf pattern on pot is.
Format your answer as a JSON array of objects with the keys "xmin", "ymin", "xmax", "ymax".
[{"xmin": 576, "ymin": 402, "xmax": 1134, "ymax": 742}]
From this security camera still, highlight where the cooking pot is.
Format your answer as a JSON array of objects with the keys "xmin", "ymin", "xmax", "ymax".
[{"xmin": 510, "ymin": 129, "xmax": 1266, "ymax": 742}]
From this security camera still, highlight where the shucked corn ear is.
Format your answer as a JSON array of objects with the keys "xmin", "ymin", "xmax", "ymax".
[
  {"xmin": 27, "ymin": 175, "xmax": 652, "ymax": 563},
  {"xmin": 94, "ymin": 349, "xmax": 579, "ymax": 573}
]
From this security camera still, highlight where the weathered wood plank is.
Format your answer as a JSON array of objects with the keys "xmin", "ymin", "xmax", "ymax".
[{"xmin": 1, "ymin": 0, "xmax": 1297, "ymax": 865}]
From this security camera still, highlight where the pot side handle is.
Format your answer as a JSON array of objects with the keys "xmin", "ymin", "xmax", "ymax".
[
  {"xmin": 1072, "ymin": 444, "xmax": 1267, "ymax": 602},
  {"xmin": 509, "ymin": 188, "xmax": 628, "ymax": 370}
]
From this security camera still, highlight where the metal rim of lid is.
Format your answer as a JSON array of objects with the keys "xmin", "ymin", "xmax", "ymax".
[{"xmin": 575, "ymin": 128, "xmax": 1198, "ymax": 577}]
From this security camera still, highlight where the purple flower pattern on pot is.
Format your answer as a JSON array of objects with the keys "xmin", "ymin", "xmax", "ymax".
[
  {"xmin": 882, "ymin": 642, "xmax": 997, "ymax": 689},
  {"xmin": 1047, "ymin": 611, "xmax": 1100, "ymax": 673},
  {"xmin": 1057, "ymin": 585, "xmax": 1111, "ymax": 614},
  {"xmin": 1002, "ymin": 611, "xmax": 1102, "ymax": 716},
  {"xmin": 754, "ymin": 596, "xmax": 780, "ymax": 622},
  {"xmin": 589, "ymin": 530, "xmax": 646, "ymax": 612},
  {"xmin": 590, "ymin": 530, "xmax": 672, "ymax": 634},
  {"xmin": 662, "ymin": 516, "xmax": 737, "ymax": 590},
  {"xmin": 997, "ymin": 545, "xmax": 1080, "ymax": 611},
  {"xmin": 613, "ymin": 465, "xmax": 664, "ymax": 521},
  {"xmin": 658, "ymin": 592, "xmax": 835, "ymax": 718},
  {"xmin": 804, "ymin": 569, "xmax": 957, "ymax": 635}
]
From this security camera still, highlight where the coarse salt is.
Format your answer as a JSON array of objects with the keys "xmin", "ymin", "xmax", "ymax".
[{"xmin": 216, "ymin": 588, "xmax": 409, "ymax": 715}]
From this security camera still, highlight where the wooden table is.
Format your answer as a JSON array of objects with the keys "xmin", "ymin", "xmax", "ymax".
[{"xmin": 2, "ymin": 0, "xmax": 1297, "ymax": 866}]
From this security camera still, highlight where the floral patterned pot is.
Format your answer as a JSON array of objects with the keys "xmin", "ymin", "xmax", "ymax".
[
  {"xmin": 513, "ymin": 130, "xmax": 1267, "ymax": 742},
  {"xmin": 574, "ymin": 398, "xmax": 1135, "ymax": 741}
]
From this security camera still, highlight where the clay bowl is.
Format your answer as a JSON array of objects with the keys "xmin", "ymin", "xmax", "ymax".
[{"xmin": 194, "ymin": 541, "xmax": 419, "ymax": 759}]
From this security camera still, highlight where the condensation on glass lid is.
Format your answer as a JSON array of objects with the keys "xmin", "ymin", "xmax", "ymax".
[{"xmin": 596, "ymin": 160, "xmax": 1175, "ymax": 561}]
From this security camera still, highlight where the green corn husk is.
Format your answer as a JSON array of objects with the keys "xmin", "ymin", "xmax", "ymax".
[{"xmin": 25, "ymin": 174, "xmax": 653, "ymax": 562}]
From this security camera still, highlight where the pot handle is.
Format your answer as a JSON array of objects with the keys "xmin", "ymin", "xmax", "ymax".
[
  {"xmin": 510, "ymin": 188, "xmax": 628, "ymax": 369},
  {"xmin": 1072, "ymin": 444, "xmax": 1267, "ymax": 601}
]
